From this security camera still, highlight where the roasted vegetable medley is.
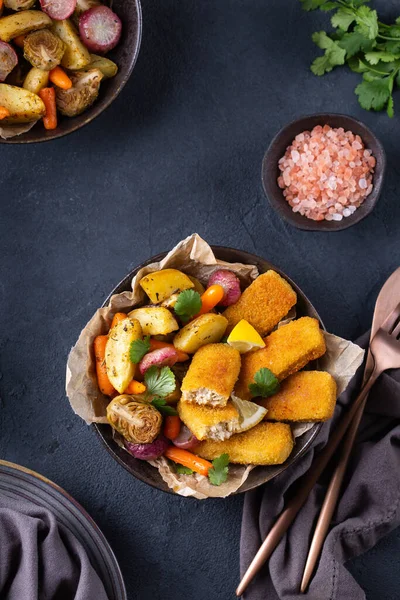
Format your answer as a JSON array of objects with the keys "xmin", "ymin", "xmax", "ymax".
[
  {"xmin": 0, "ymin": 0, "xmax": 121, "ymax": 131},
  {"xmin": 93, "ymin": 267, "xmax": 338, "ymax": 488}
]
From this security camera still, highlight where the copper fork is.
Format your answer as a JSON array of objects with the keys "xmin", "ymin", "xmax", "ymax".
[
  {"xmin": 236, "ymin": 303, "xmax": 400, "ymax": 598},
  {"xmin": 300, "ymin": 302, "xmax": 400, "ymax": 592}
]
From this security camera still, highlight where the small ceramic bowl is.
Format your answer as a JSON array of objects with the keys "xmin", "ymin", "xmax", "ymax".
[
  {"xmin": 1, "ymin": 0, "xmax": 142, "ymax": 144},
  {"xmin": 261, "ymin": 113, "xmax": 386, "ymax": 232},
  {"xmin": 93, "ymin": 247, "xmax": 324, "ymax": 496}
]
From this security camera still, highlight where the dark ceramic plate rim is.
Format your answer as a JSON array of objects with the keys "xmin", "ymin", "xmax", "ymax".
[
  {"xmin": 0, "ymin": 0, "xmax": 142, "ymax": 144},
  {"xmin": 0, "ymin": 459, "xmax": 127, "ymax": 599},
  {"xmin": 93, "ymin": 246, "xmax": 324, "ymax": 497},
  {"xmin": 261, "ymin": 113, "xmax": 386, "ymax": 232}
]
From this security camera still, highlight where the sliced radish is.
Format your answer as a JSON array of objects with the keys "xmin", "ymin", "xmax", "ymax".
[
  {"xmin": 208, "ymin": 270, "xmax": 241, "ymax": 306},
  {"xmin": 40, "ymin": 0, "xmax": 77, "ymax": 20},
  {"xmin": 172, "ymin": 425, "xmax": 200, "ymax": 450},
  {"xmin": 139, "ymin": 347, "xmax": 178, "ymax": 376},
  {"xmin": 0, "ymin": 42, "xmax": 18, "ymax": 83},
  {"xmin": 79, "ymin": 6, "xmax": 122, "ymax": 53}
]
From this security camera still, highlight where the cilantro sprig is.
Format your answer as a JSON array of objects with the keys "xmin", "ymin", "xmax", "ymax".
[
  {"xmin": 142, "ymin": 366, "xmax": 177, "ymax": 415},
  {"xmin": 176, "ymin": 464, "xmax": 194, "ymax": 475},
  {"xmin": 300, "ymin": 0, "xmax": 400, "ymax": 116},
  {"xmin": 208, "ymin": 453, "xmax": 230, "ymax": 486},
  {"xmin": 249, "ymin": 368, "xmax": 280, "ymax": 398},
  {"xmin": 144, "ymin": 366, "xmax": 176, "ymax": 398},
  {"xmin": 129, "ymin": 336, "xmax": 150, "ymax": 364},
  {"xmin": 174, "ymin": 289, "xmax": 202, "ymax": 323},
  {"xmin": 150, "ymin": 397, "xmax": 178, "ymax": 416}
]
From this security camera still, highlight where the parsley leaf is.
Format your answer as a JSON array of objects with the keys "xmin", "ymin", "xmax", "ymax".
[
  {"xmin": 249, "ymin": 368, "xmax": 280, "ymax": 398},
  {"xmin": 364, "ymin": 51, "xmax": 400, "ymax": 65},
  {"xmin": 129, "ymin": 336, "xmax": 151, "ymax": 364},
  {"xmin": 176, "ymin": 464, "xmax": 194, "ymax": 475},
  {"xmin": 355, "ymin": 76, "xmax": 391, "ymax": 111},
  {"xmin": 338, "ymin": 30, "xmax": 375, "ymax": 58},
  {"xmin": 301, "ymin": 0, "xmax": 332, "ymax": 11},
  {"xmin": 311, "ymin": 31, "xmax": 346, "ymax": 75},
  {"xmin": 320, "ymin": 2, "xmax": 339, "ymax": 12},
  {"xmin": 174, "ymin": 289, "xmax": 202, "ymax": 323},
  {"xmin": 355, "ymin": 6, "xmax": 378, "ymax": 40},
  {"xmin": 387, "ymin": 94, "xmax": 394, "ymax": 118},
  {"xmin": 208, "ymin": 453, "xmax": 229, "ymax": 486},
  {"xmin": 144, "ymin": 366, "xmax": 176, "ymax": 398},
  {"xmin": 150, "ymin": 397, "xmax": 178, "ymax": 416},
  {"xmin": 301, "ymin": 0, "xmax": 400, "ymax": 116},
  {"xmin": 331, "ymin": 8, "xmax": 355, "ymax": 32}
]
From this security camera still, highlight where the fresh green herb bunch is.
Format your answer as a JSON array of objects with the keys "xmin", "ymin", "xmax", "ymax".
[{"xmin": 301, "ymin": 0, "xmax": 400, "ymax": 116}]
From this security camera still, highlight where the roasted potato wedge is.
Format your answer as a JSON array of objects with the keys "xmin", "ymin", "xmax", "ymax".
[
  {"xmin": 128, "ymin": 306, "xmax": 179, "ymax": 336},
  {"xmin": 188, "ymin": 275, "xmax": 205, "ymax": 295},
  {"xmin": 4, "ymin": 0, "xmax": 36, "ymax": 9},
  {"xmin": 0, "ymin": 83, "xmax": 45, "ymax": 123},
  {"xmin": 139, "ymin": 269, "xmax": 194, "ymax": 304},
  {"xmin": 105, "ymin": 318, "xmax": 142, "ymax": 394},
  {"xmin": 173, "ymin": 313, "xmax": 228, "ymax": 354},
  {"xmin": 85, "ymin": 53, "xmax": 118, "ymax": 78},
  {"xmin": 0, "ymin": 10, "xmax": 52, "ymax": 42},
  {"xmin": 23, "ymin": 67, "xmax": 49, "ymax": 94},
  {"xmin": 51, "ymin": 19, "xmax": 90, "ymax": 70}
]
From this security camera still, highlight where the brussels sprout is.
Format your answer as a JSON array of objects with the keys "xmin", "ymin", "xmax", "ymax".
[
  {"xmin": 55, "ymin": 67, "xmax": 103, "ymax": 117},
  {"xmin": 4, "ymin": 0, "xmax": 36, "ymax": 10},
  {"xmin": 23, "ymin": 29, "xmax": 65, "ymax": 71},
  {"xmin": 107, "ymin": 395, "xmax": 163, "ymax": 445}
]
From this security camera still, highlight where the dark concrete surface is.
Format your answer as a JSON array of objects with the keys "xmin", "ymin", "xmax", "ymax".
[{"xmin": 1, "ymin": 1, "xmax": 400, "ymax": 599}]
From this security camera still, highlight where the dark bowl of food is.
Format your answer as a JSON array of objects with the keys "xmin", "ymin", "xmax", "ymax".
[
  {"xmin": 262, "ymin": 113, "xmax": 386, "ymax": 231},
  {"xmin": 0, "ymin": 0, "xmax": 142, "ymax": 144},
  {"xmin": 93, "ymin": 246, "xmax": 325, "ymax": 496}
]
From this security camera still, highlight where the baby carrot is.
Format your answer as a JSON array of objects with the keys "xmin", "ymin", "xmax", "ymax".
[
  {"xmin": 110, "ymin": 312, "xmax": 128, "ymax": 330},
  {"xmin": 149, "ymin": 339, "xmax": 189, "ymax": 362},
  {"xmin": 13, "ymin": 34, "xmax": 26, "ymax": 48},
  {"xmin": 0, "ymin": 106, "xmax": 10, "ymax": 120},
  {"xmin": 49, "ymin": 66, "xmax": 72, "ymax": 90},
  {"xmin": 198, "ymin": 284, "xmax": 225, "ymax": 315},
  {"xmin": 94, "ymin": 335, "xmax": 115, "ymax": 396},
  {"xmin": 39, "ymin": 87, "xmax": 57, "ymax": 130},
  {"xmin": 124, "ymin": 380, "xmax": 146, "ymax": 395},
  {"xmin": 163, "ymin": 416, "xmax": 181, "ymax": 441},
  {"xmin": 164, "ymin": 447, "xmax": 212, "ymax": 477}
]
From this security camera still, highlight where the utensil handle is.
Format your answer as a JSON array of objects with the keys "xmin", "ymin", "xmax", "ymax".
[
  {"xmin": 236, "ymin": 369, "xmax": 379, "ymax": 598},
  {"xmin": 300, "ymin": 392, "xmax": 369, "ymax": 593}
]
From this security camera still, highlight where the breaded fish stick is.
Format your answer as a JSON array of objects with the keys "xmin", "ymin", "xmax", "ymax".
[
  {"xmin": 178, "ymin": 400, "xmax": 239, "ymax": 441},
  {"xmin": 195, "ymin": 422, "xmax": 293, "ymax": 465},
  {"xmin": 223, "ymin": 270, "xmax": 297, "ymax": 336},
  {"xmin": 181, "ymin": 343, "xmax": 241, "ymax": 407},
  {"xmin": 235, "ymin": 317, "xmax": 326, "ymax": 400},
  {"xmin": 258, "ymin": 371, "xmax": 337, "ymax": 422}
]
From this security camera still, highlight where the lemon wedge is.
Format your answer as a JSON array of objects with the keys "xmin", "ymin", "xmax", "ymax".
[
  {"xmin": 231, "ymin": 394, "xmax": 267, "ymax": 433},
  {"xmin": 227, "ymin": 319, "xmax": 266, "ymax": 353}
]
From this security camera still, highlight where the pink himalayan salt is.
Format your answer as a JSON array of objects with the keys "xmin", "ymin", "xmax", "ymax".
[{"xmin": 277, "ymin": 125, "xmax": 375, "ymax": 221}]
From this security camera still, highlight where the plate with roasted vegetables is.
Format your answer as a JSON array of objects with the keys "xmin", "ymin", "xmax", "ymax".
[
  {"xmin": 66, "ymin": 235, "xmax": 364, "ymax": 498},
  {"xmin": 0, "ymin": 0, "xmax": 141, "ymax": 142}
]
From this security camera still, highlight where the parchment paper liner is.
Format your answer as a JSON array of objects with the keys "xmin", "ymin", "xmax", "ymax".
[
  {"xmin": 0, "ymin": 121, "xmax": 38, "ymax": 140},
  {"xmin": 66, "ymin": 234, "xmax": 364, "ymax": 499}
]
